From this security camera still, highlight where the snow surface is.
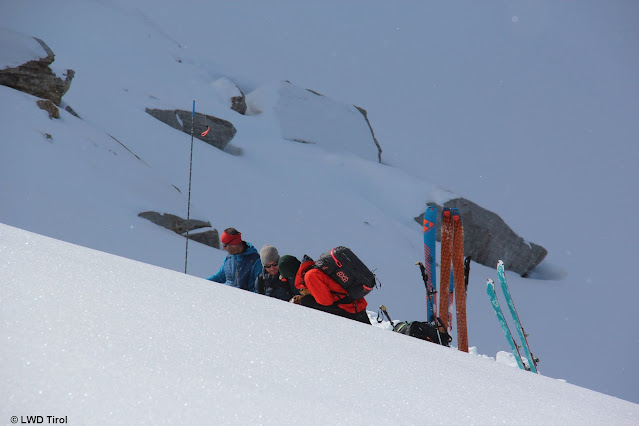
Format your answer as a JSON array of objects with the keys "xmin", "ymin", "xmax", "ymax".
[
  {"xmin": 0, "ymin": 28, "xmax": 47, "ymax": 70},
  {"xmin": 1, "ymin": 0, "xmax": 638, "ymax": 412},
  {"xmin": 2, "ymin": 223, "xmax": 638, "ymax": 424}
]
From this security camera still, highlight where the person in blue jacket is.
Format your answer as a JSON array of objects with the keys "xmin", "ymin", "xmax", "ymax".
[{"xmin": 206, "ymin": 228, "xmax": 262, "ymax": 292}]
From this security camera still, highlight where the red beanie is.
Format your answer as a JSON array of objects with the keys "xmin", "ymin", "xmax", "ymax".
[{"xmin": 221, "ymin": 231, "xmax": 242, "ymax": 246}]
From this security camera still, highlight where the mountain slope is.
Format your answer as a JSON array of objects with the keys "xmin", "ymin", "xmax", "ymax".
[
  {"xmin": 1, "ymin": 0, "xmax": 638, "ymax": 403},
  {"xmin": 2, "ymin": 223, "xmax": 638, "ymax": 424}
]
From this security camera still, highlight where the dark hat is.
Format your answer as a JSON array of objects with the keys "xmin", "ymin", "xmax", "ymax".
[{"xmin": 278, "ymin": 255, "xmax": 301, "ymax": 279}]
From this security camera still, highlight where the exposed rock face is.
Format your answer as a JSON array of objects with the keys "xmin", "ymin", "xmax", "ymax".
[
  {"xmin": 0, "ymin": 36, "xmax": 74, "ymax": 106},
  {"xmin": 415, "ymin": 198, "xmax": 547, "ymax": 276},
  {"xmin": 37, "ymin": 99, "xmax": 59, "ymax": 119},
  {"xmin": 186, "ymin": 230, "xmax": 220, "ymax": 249},
  {"xmin": 231, "ymin": 89, "xmax": 247, "ymax": 115},
  {"xmin": 138, "ymin": 211, "xmax": 219, "ymax": 249},
  {"xmin": 210, "ymin": 77, "xmax": 247, "ymax": 115},
  {"xmin": 145, "ymin": 108, "xmax": 236, "ymax": 150}
]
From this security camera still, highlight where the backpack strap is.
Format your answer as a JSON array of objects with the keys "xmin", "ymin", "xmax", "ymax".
[{"xmin": 432, "ymin": 317, "xmax": 452, "ymax": 346}]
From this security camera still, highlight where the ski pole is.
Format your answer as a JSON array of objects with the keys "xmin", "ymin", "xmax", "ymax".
[
  {"xmin": 184, "ymin": 100, "xmax": 195, "ymax": 274},
  {"xmin": 377, "ymin": 305, "xmax": 393, "ymax": 324},
  {"xmin": 415, "ymin": 261, "xmax": 429, "ymax": 286},
  {"xmin": 416, "ymin": 262, "xmax": 437, "ymax": 322}
]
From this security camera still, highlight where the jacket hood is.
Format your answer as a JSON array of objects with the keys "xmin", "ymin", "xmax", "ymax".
[
  {"xmin": 230, "ymin": 242, "xmax": 258, "ymax": 259},
  {"xmin": 294, "ymin": 260, "xmax": 315, "ymax": 290}
]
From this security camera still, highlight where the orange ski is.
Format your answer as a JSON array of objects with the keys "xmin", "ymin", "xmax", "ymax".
[
  {"xmin": 452, "ymin": 209, "xmax": 468, "ymax": 352},
  {"xmin": 438, "ymin": 208, "xmax": 453, "ymax": 330}
]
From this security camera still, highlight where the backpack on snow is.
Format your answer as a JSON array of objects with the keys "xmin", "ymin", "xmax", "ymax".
[
  {"xmin": 378, "ymin": 305, "xmax": 451, "ymax": 347},
  {"xmin": 314, "ymin": 246, "xmax": 377, "ymax": 300},
  {"xmin": 393, "ymin": 320, "xmax": 452, "ymax": 347}
]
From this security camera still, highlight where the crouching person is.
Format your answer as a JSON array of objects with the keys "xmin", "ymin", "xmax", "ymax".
[
  {"xmin": 206, "ymin": 228, "xmax": 261, "ymax": 292},
  {"xmin": 256, "ymin": 245, "xmax": 299, "ymax": 301},
  {"xmin": 279, "ymin": 256, "xmax": 371, "ymax": 325}
]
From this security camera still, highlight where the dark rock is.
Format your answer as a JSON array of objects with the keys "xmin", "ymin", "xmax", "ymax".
[
  {"xmin": 187, "ymin": 230, "xmax": 220, "ymax": 249},
  {"xmin": 145, "ymin": 108, "xmax": 236, "ymax": 150},
  {"xmin": 210, "ymin": 77, "xmax": 246, "ymax": 115},
  {"xmin": 64, "ymin": 104, "xmax": 80, "ymax": 118},
  {"xmin": 231, "ymin": 87, "xmax": 247, "ymax": 115},
  {"xmin": 415, "ymin": 198, "xmax": 547, "ymax": 276},
  {"xmin": 138, "ymin": 211, "xmax": 219, "ymax": 249},
  {"xmin": 138, "ymin": 211, "xmax": 209, "ymax": 234}
]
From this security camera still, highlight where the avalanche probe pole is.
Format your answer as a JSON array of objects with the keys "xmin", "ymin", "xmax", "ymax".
[{"xmin": 184, "ymin": 100, "xmax": 195, "ymax": 273}]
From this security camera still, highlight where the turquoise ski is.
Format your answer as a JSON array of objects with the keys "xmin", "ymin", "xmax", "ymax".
[
  {"xmin": 423, "ymin": 205, "xmax": 437, "ymax": 322},
  {"xmin": 486, "ymin": 279, "xmax": 527, "ymax": 371},
  {"xmin": 497, "ymin": 260, "xmax": 538, "ymax": 373}
]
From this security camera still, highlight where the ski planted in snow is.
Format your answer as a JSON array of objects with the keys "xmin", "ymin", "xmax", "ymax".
[
  {"xmin": 422, "ymin": 205, "xmax": 438, "ymax": 322},
  {"xmin": 436, "ymin": 207, "xmax": 468, "ymax": 352},
  {"xmin": 486, "ymin": 278, "xmax": 527, "ymax": 371},
  {"xmin": 438, "ymin": 207, "xmax": 454, "ymax": 331},
  {"xmin": 497, "ymin": 260, "xmax": 538, "ymax": 373},
  {"xmin": 451, "ymin": 208, "xmax": 468, "ymax": 352}
]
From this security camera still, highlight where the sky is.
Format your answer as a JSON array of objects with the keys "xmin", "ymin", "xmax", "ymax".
[
  {"xmin": 1, "ymin": 0, "xmax": 638, "ymax": 407},
  {"xmin": 3, "ymin": 223, "xmax": 639, "ymax": 424}
]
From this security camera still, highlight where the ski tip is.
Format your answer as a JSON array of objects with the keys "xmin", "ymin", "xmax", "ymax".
[
  {"xmin": 497, "ymin": 260, "xmax": 504, "ymax": 268},
  {"xmin": 486, "ymin": 278, "xmax": 494, "ymax": 287}
]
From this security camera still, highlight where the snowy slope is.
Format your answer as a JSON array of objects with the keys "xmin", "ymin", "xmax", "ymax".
[
  {"xmin": 2, "ymin": 223, "xmax": 638, "ymax": 425},
  {"xmin": 1, "ymin": 0, "xmax": 638, "ymax": 404}
]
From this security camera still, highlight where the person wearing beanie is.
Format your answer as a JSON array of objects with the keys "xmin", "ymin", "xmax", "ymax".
[
  {"xmin": 277, "ymin": 255, "xmax": 302, "ymax": 281},
  {"xmin": 206, "ymin": 227, "xmax": 262, "ymax": 292},
  {"xmin": 260, "ymin": 244, "xmax": 279, "ymax": 266},
  {"xmin": 290, "ymin": 256, "xmax": 371, "ymax": 325},
  {"xmin": 255, "ymin": 247, "xmax": 299, "ymax": 301}
]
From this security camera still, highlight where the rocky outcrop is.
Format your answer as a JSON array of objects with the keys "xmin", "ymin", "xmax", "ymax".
[
  {"xmin": 186, "ymin": 229, "xmax": 220, "ymax": 248},
  {"xmin": 145, "ymin": 108, "xmax": 236, "ymax": 151},
  {"xmin": 138, "ymin": 211, "xmax": 219, "ymax": 249},
  {"xmin": 231, "ymin": 91, "xmax": 247, "ymax": 115},
  {"xmin": 210, "ymin": 77, "xmax": 247, "ymax": 115},
  {"xmin": 230, "ymin": 88, "xmax": 247, "ymax": 115},
  {"xmin": 415, "ymin": 198, "xmax": 547, "ymax": 276},
  {"xmin": 37, "ymin": 99, "xmax": 59, "ymax": 119},
  {"xmin": 0, "ymin": 36, "xmax": 74, "ymax": 107}
]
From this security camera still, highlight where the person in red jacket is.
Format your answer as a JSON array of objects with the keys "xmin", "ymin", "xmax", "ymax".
[{"xmin": 278, "ymin": 256, "xmax": 371, "ymax": 325}]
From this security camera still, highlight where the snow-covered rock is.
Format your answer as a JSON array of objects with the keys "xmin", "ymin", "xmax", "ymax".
[{"xmin": 0, "ymin": 28, "xmax": 74, "ymax": 106}]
